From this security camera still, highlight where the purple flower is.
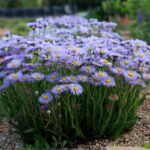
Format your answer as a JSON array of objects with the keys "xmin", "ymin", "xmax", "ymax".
[
  {"xmin": 111, "ymin": 67, "xmax": 124, "ymax": 75},
  {"xmin": 139, "ymin": 66, "xmax": 149, "ymax": 72},
  {"xmin": 5, "ymin": 72, "xmax": 22, "ymax": 84},
  {"xmin": 68, "ymin": 76, "xmax": 78, "ymax": 83},
  {"xmin": 78, "ymin": 75, "xmax": 88, "ymax": 82},
  {"xmin": 99, "ymin": 59, "xmax": 112, "ymax": 67},
  {"xmin": 19, "ymin": 74, "xmax": 31, "ymax": 82},
  {"xmin": 51, "ymin": 85, "xmax": 65, "ymax": 94},
  {"xmin": 39, "ymin": 92, "xmax": 53, "ymax": 104},
  {"xmin": 31, "ymin": 72, "xmax": 45, "ymax": 81},
  {"xmin": 80, "ymin": 65, "xmax": 96, "ymax": 74},
  {"xmin": 90, "ymin": 75, "xmax": 101, "ymax": 86},
  {"xmin": 102, "ymin": 76, "xmax": 116, "ymax": 87},
  {"xmin": 46, "ymin": 72, "xmax": 59, "ymax": 83},
  {"xmin": 72, "ymin": 59, "xmax": 82, "ymax": 66},
  {"xmin": 6, "ymin": 58, "xmax": 23, "ymax": 69},
  {"xmin": 129, "ymin": 79, "xmax": 146, "ymax": 87},
  {"xmin": 142, "ymin": 73, "xmax": 150, "ymax": 80},
  {"xmin": 124, "ymin": 70, "xmax": 140, "ymax": 81},
  {"xmin": 69, "ymin": 83, "xmax": 83, "ymax": 95},
  {"xmin": 119, "ymin": 59, "xmax": 134, "ymax": 69},
  {"xmin": 94, "ymin": 71, "xmax": 108, "ymax": 79}
]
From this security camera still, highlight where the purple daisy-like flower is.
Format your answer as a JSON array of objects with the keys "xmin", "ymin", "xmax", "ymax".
[
  {"xmin": 6, "ymin": 58, "xmax": 23, "ymax": 69},
  {"xmin": 78, "ymin": 75, "xmax": 88, "ymax": 82},
  {"xmin": 124, "ymin": 70, "xmax": 140, "ymax": 81},
  {"xmin": 72, "ymin": 59, "xmax": 82, "ymax": 66},
  {"xmin": 90, "ymin": 75, "xmax": 101, "ymax": 86},
  {"xmin": 139, "ymin": 66, "xmax": 149, "ymax": 72},
  {"xmin": 31, "ymin": 72, "xmax": 45, "ymax": 81},
  {"xmin": 39, "ymin": 92, "xmax": 53, "ymax": 104},
  {"xmin": 80, "ymin": 65, "xmax": 96, "ymax": 74},
  {"xmin": 5, "ymin": 72, "xmax": 22, "ymax": 84},
  {"xmin": 51, "ymin": 85, "xmax": 65, "ymax": 95},
  {"xmin": 110, "ymin": 67, "xmax": 124, "ymax": 75},
  {"xmin": 142, "ymin": 73, "xmax": 150, "ymax": 80},
  {"xmin": 129, "ymin": 79, "xmax": 146, "ymax": 87},
  {"xmin": 68, "ymin": 76, "xmax": 78, "ymax": 83},
  {"xmin": 19, "ymin": 74, "xmax": 31, "ymax": 82},
  {"xmin": 102, "ymin": 76, "xmax": 116, "ymax": 87},
  {"xmin": 94, "ymin": 71, "xmax": 108, "ymax": 79},
  {"xmin": 59, "ymin": 76, "xmax": 70, "ymax": 83},
  {"xmin": 46, "ymin": 72, "xmax": 59, "ymax": 83},
  {"xmin": 69, "ymin": 83, "xmax": 83, "ymax": 95},
  {"xmin": 99, "ymin": 58, "xmax": 112, "ymax": 67},
  {"xmin": 119, "ymin": 59, "xmax": 134, "ymax": 69}
]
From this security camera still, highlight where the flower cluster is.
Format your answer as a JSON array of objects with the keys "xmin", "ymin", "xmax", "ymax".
[{"xmin": 0, "ymin": 15, "xmax": 150, "ymax": 107}]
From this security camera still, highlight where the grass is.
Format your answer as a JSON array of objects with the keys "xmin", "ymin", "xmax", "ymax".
[{"xmin": 0, "ymin": 17, "xmax": 35, "ymax": 36}]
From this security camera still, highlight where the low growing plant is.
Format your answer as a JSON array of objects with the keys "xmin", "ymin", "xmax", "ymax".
[{"xmin": 0, "ymin": 16, "xmax": 149, "ymax": 147}]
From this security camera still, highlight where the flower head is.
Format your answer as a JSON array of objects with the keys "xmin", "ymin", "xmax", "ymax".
[
  {"xmin": 80, "ymin": 65, "xmax": 96, "ymax": 74},
  {"xmin": 39, "ymin": 92, "xmax": 53, "ymax": 104},
  {"xmin": 51, "ymin": 85, "xmax": 65, "ymax": 94},
  {"xmin": 31, "ymin": 72, "xmax": 45, "ymax": 81},
  {"xmin": 102, "ymin": 76, "xmax": 116, "ymax": 87},
  {"xmin": 7, "ymin": 58, "xmax": 23, "ymax": 69},
  {"xmin": 69, "ymin": 83, "xmax": 83, "ymax": 95},
  {"xmin": 46, "ymin": 72, "xmax": 59, "ymax": 83}
]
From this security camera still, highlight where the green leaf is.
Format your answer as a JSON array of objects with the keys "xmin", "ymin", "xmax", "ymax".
[{"xmin": 144, "ymin": 144, "xmax": 150, "ymax": 149}]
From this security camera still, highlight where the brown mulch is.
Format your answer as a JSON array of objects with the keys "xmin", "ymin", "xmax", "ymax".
[
  {"xmin": 0, "ymin": 96, "xmax": 149, "ymax": 150},
  {"xmin": 0, "ymin": 28, "xmax": 10, "ymax": 38}
]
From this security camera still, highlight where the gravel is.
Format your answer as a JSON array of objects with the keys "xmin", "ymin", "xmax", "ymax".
[{"xmin": 0, "ymin": 95, "xmax": 149, "ymax": 150}]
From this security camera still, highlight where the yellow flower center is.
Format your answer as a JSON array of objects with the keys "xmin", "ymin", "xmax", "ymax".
[
  {"xmin": 36, "ymin": 75, "xmax": 41, "ymax": 79},
  {"xmin": 140, "ymin": 67, "xmax": 145, "ymax": 71},
  {"xmin": 86, "ymin": 67, "xmax": 91, "ymax": 71},
  {"xmin": 65, "ymin": 85, "xmax": 69, "ymax": 89},
  {"xmin": 72, "ymin": 48, "xmax": 79, "ymax": 52},
  {"xmin": 43, "ymin": 95, "xmax": 49, "ymax": 100},
  {"xmin": 22, "ymin": 77, "xmax": 26, "ymax": 81},
  {"xmin": 105, "ymin": 79, "xmax": 111, "ymax": 83},
  {"xmin": 138, "ymin": 54, "xmax": 144, "ymax": 58},
  {"xmin": 116, "ymin": 47, "xmax": 120, "ymax": 51},
  {"xmin": 51, "ymin": 76, "xmax": 56, "ymax": 79},
  {"xmin": 12, "ymin": 74, "xmax": 17, "ymax": 79},
  {"xmin": 74, "ymin": 87, "xmax": 79, "ymax": 91},
  {"xmin": 62, "ymin": 77, "xmax": 67, "ymax": 81},
  {"xmin": 124, "ymin": 60, "xmax": 129, "ymax": 65},
  {"xmin": 98, "ymin": 72, "xmax": 103, "ymax": 77},
  {"xmin": 103, "ymin": 59, "xmax": 108, "ymax": 64},
  {"xmin": 12, "ymin": 62, "xmax": 17, "ymax": 67},
  {"xmin": 117, "ymin": 68, "xmax": 122, "ymax": 73},
  {"xmin": 93, "ymin": 78, "xmax": 99, "ymax": 82},
  {"xmin": 70, "ymin": 77, "xmax": 75, "ymax": 81},
  {"xmin": 80, "ymin": 76, "xmax": 85, "ymax": 80},
  {"xmin": 128, "ymin": 72, "xmax": 134, "ymax": 77},
  {"xmin": 56, "ymin": 87, "xmax": 61, "ymax": 91},
  {"xmin": 63, "ymin": 58, "xmax": 67, "ymax": 61},
  {"xmin": 56, "ymin": 53, "xmax": 61, "ymax": 57},
  {"xmin": 73, "ymin": 61, "xmax": 79, "ymax": 65},
  {"xmin": 100, "ymin": 49, "xmax": 105, "ymax": 53}
]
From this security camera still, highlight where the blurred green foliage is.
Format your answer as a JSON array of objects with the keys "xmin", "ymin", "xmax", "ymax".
[
  {"xmin": 0, "ymin": 0, "xmax": 101, "ymax": 8},
  {"xmin": 0, "ymin": 0, "xmax": 43, "ymax": 8},
  {"xmin": 0, "ymin": 18, "xmax": 34, "ymax": 36}
]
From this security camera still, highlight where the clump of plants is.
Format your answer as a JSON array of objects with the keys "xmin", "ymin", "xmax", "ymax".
[{"xmin": 0, "ymin": 16, "xmax": 149, "ymax": 148}]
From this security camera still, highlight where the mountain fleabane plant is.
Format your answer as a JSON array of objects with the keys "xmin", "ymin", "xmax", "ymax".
[{"xmin": 0, "ymin": 16, "xmax": 149, "ymax": 148}]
